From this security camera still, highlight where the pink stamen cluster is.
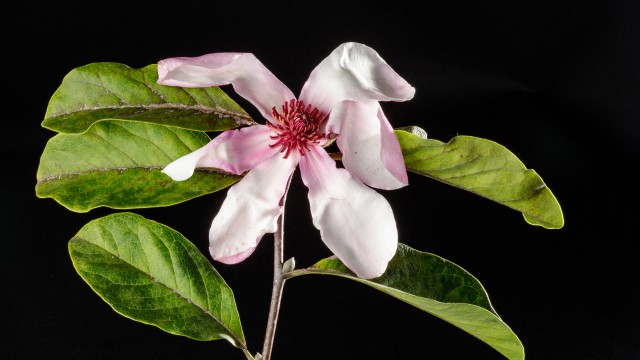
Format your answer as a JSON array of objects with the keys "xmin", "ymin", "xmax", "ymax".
[{"xmin": 268, "ymin": 99, "xmax": 328, "ymax": 158}]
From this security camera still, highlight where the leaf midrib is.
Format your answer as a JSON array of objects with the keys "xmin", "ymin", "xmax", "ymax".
[
  {"xmin": 36, "ymin": 167, "xmax": 230, "ymax": 184},
  {"xmin": 36, "ymin": 165, "xmax": 164, "ymax": 183},
  {"xmin": 48, "ymin": 103, "xmax": 252, "ymax": 120}
]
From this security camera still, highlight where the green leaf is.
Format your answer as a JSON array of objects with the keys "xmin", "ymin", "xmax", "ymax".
[
  {"xmin": 396, "ymin": 129, "xmax": 564, "ymax": 229},
  {"xmin": 288, "ymin": 244, "xmax": 523, "ymax": 360},
  {"xmin": 36, "ymin": 120, "xmax": 240, "ymax": 212},
  {"xmin": 68, "ymin": 212, "xmax": 246, "ymax": 347},
  {"xmin": 42, "ymin": 62, "xmax": 256, "ymax": 134}
]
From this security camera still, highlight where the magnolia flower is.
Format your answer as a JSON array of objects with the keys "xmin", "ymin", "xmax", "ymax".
[{"xmin": 159, "ymin": 42, "xmax": 414, "ymax": 279}]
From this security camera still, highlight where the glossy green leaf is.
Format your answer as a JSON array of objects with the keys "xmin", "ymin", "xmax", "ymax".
[
  {"xmin": 68, "ymin": 212, "xmax": 246, "ymax": 348},
  {"xmin": 288, "ymin": 244, "xmax": 523, "ymax": 360},
  {"xmin": 396, "ymin": 129, "xmax": 564, "ymax": 229},
  {"xmin": 36, "ymin": 120, "xmax": 240, "ymax": 212},
  {"xmin": 42, "ymin": 62, "xmax": 255, "ymax": 134}
]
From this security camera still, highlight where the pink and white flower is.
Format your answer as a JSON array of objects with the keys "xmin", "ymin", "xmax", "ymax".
[{"xmin": 159, "ymin": 42, "xmax": 414, "ymax": 279}]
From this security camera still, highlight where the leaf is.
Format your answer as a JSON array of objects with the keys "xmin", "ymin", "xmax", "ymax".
[
  {"xmin": 36, "ymin": 120, "xmax": 240, "ymax": 212},
  {"xmin": 288, "ymin": 244, "xmax": 524, "ymax": 360},
  {"xmin": 42, "ymin": 62, "xmax": 256, "ymax": 134},
  {"xmin": 68, "ymin": 212, "xmax": 246, "ymax": 347},
  {"xmin": 396, "ymin": 129, "xmax": 564, "ymax": 229}
]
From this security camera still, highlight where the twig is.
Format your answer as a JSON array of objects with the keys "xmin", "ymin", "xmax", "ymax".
[{"xmin": 260, "ymin": 175, "xmax": 293, "ymax": 360}]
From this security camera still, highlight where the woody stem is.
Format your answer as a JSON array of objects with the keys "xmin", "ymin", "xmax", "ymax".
[{"xmin": 260, "ymin": 175, "xmax": 292, "ymax": 360}]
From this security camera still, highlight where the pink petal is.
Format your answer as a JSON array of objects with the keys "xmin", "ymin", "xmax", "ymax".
[
  {"xmin": 161, "ymin": 145, "xmax": 211, "ymax": 181},
  {"xmin": 215, "ymin": 247, "xmax": 256, "ymax": 265},
  {"xmin": 299, "ymin": 146, "xmax": 398, "ymax": 279},
  {"xmin": 209, "ymin": 152, "xmax": 299, "ymax": 264},
  {"xmin": 158, "ymin": 53, "xmax": 295, "ymax": 121},
  {"xmin": 299, "ymin": 42, "xmax": 415, "ymax": 113},
  {"xmin": 162, "ymin": 125, "xmax": 278, "ymax": 179},
  {"xmin": 327, "ymin": 101, "xmax": 408, "ymax": 190}
]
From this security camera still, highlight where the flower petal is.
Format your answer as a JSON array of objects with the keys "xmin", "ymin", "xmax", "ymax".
[
  {"xmin": 209, "ymin": 152, "xmax": 299, "ymax": 264},
  {"xmin": 299, "ymin": 146, "xmax": 398, "ymax": 279},
  {"xmin": 162, "ymin": 125, "xmax": 279, "ymax": 180},
  {"xmin": 327, "ymin": 101, "xmax": 408, "ymax": 190},
  {"xmin": 162, "ymin": 145, "xmax": 210, "ymax": 181},
  {"xmin": 201, "ymin": 125, "xmax": 281, "ymax": 174},
  {"xmin": 158, "ymin": 53, "xmax": 295, "ymax": 121},
  {"xmin": 299, "ymin": 42, "xmax": 415, "ymax": 113}
]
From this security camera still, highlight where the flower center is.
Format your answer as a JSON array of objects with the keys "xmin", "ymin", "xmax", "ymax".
[{"xmin": 268, "ymin": 99, "xmax": 328, "ymax": 158}]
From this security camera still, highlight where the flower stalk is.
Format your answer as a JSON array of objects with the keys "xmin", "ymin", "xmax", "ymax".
[
  {"xmin": 260, "ymin": 214, "xmax": 285, "ymax": 360},
  {"xmin": 260, "ymin": 175, "xmax": 293, "ymax": 360}
]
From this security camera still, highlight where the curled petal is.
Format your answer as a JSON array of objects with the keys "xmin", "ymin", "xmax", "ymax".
[
  {"xmin": 300, "ymin": 42, "xmax": 415, "ymax": 113},
  {"xmin": 299, "ymin": 146, "xmax": 398, "ymax": 279},
  {"xmin": 158, "ymin": 53, "xmax": 295, "ymax": 121},
  {"xmin": 216, "ymin": 247, "xmax": 255, "ymax": 264},
  {"xmin": 327, "ymin": 101, "xmax": 408, "ymax": 190},
  {"xmin": 201, "ymin": 125, "xmax": 280, "ymax": 174},
  {"xmin": 209, "ymin": 152, "xmax": 299, "ymax": 264},
  {"xmin": 162, "ymin": 125, "xmax": 278, "ymax": 180},
  {"xmin": 162, "ymin": 145, "xmax": 210, "ymax": 181}
]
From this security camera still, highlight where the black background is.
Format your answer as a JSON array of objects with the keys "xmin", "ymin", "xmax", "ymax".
[{"xmin": 4, "ymin": 1, "xmax": 638, "ymax": 359}]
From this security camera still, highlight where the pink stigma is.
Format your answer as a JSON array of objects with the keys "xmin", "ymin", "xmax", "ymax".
[{"xmin": 268, "ymin": 99, "xmax": 328, "ymax": 158}]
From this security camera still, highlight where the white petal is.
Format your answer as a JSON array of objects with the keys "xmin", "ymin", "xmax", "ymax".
[
  {"xmin": 300, "ymin": 42, "xmax": 415, "ymax": 113},
  {"xmin": 299, "ymin": 146, "xmax": 398, "ymax": 279},
  {"xmin": 158, "ymin": 53, "xmax": 295, "ymax": 121},
  {"xmin": 196, "ymin": 125, "xmax": 280, "ymax": 174},
  {"xmin": 209, "ymin": 152, "xmax": 299, "ymax": 264},
  {"xmin": 162, "ymin": 125, "xmax": 277, "ymax": 180},
  {"xmin": 162, "ymin": 145, "xmax": 210, "ymax": 181},
  {"xmin": 327, "ymin": 101, "xmax": 408, "ymax": 190}
]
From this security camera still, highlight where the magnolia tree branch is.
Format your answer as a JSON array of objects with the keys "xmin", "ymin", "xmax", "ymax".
[
  {"xmin": 260, "ymin": 175, "xmax": 294, "ymax": 360},
  {"xmin": 260, "ymin": 214, "xmax": 285, "ymax": 360}
]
